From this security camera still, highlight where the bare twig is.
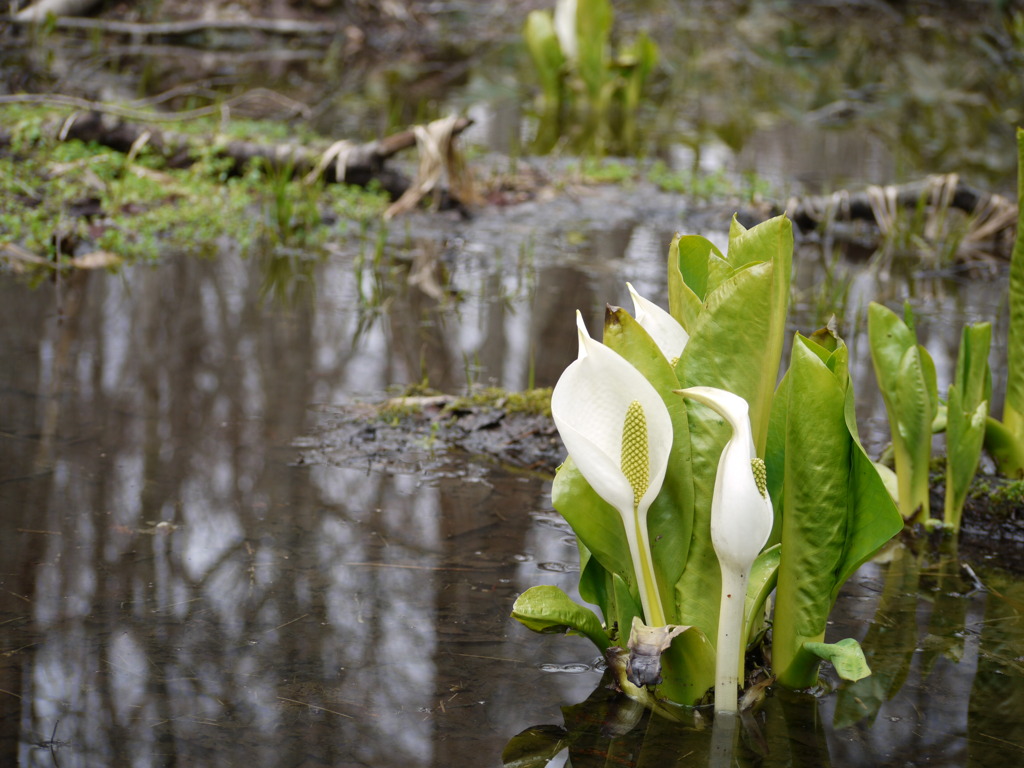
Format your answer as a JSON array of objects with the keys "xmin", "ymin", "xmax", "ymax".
[{"xmin": 5, "ymin": 13, "xmax": 344, "ymax": 38}]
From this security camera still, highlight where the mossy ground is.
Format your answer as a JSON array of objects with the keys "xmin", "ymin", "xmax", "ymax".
[{"xmin": 0, "ymin": 104, "xmax": 390, "ymax": 273}]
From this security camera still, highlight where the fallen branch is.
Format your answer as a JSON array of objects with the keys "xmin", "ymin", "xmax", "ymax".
[
  {"xmin": 1, "ymin": 108, "xmax": 473, "ymax": 201},
  {"xmin": 786, "ymin": 175, "xmax": 1015, "ymax": 238},
  {"xmin": 5, "ymin": 12, "xmax": 345, "ymax": 39},
  {"xmin": 782, "ymin": 174, "xmax": 1017, "ymax": 258}
]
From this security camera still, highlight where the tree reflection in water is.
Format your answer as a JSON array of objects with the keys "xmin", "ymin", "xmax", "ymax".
[{"xmin": 0, "ymin": 194, "xmax": 1021, "ymax": 766}]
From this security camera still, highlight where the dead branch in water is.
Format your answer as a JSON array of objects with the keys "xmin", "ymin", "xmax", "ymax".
[
  {"xmin": 5, "ymin": 11, "xmax": 345, "ymax": 40},
  {"xmin": 0, "ymin": 105, "xmax": 474, "ymax": 203},
  {"xmin": 783, "ymin": 174, "xmax": 1018, "ymax": 259}
]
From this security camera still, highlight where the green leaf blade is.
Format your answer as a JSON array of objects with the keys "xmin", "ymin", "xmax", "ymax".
[
  {"xmin": 1004, "ymin": 127, "xmax": 1024, "ymax": 442},
  {"xmin": 511, "ymin": 585, "xmax": 610, "ymax": 651}
]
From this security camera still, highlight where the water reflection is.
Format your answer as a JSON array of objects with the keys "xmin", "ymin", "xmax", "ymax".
[
  {"xmin": 0, "ymin": 172, "xmax": 1020, "ymax": 768},
  {"xmin": 506, "ymin": 543, "xmax": 1024, "ymax": 768},
  {"xmin": 0, "ymin": 246, "xmax": 608, "ymax": 767}
]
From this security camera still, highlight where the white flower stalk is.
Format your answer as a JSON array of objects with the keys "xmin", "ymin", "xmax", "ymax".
[
  {"xmin": 677, "ymin": 386, "xmax": 773, "ymax": 714},
  {"xmin": 627, "ymin": 282, "xmax": 690, "ymax": 365},
  {"xmin": 552, "ymin": 311, "xmax": 673, "ymax": 626}
]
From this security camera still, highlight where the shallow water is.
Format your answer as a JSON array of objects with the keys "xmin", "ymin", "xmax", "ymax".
[
  {"xmin": 3, "ymin": 2, "xmax": 1024, "ymax": 765},
  {"xmin": 1, "ymin": 205, "xmax": 1023, "ymax": 766}
]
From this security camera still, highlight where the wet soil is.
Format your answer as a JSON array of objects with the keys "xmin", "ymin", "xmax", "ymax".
[{"xmin": 305, "ymin": 395, "xmax": 1024, "ymax": 572}]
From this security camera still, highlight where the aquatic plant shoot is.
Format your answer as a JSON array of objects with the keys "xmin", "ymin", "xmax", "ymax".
[{"xmin": 513, "ymin": 214, "xmax": 902, "ymax": 713}]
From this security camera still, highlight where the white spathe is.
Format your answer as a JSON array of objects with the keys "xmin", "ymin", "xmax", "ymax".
[
  {"xmin": 627, "ymin": 282, "xmax": 690, "ymax": 362},
  {"xmin": 677, "ymin": 385, "xmax": 773, "ymax": 713},
  {"xmin": 551, "ymin": 311, "xmax": 673, "ymax": 625},
  {"xmin": 677, "ymin": 386, "xmax": 772, "ymax": 571},
  {"xmin": 553, "ymin": 0, "xmax": 578, "ymax": 61}
]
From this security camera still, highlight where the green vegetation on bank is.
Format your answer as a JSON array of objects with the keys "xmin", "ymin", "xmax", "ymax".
[{"xmin": 0, "ymin": 105, "xmax": 390, "ymax": 272}]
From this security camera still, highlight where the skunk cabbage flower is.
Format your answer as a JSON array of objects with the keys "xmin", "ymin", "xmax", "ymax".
[
  {"xmin": 553, "ymin": 0, "xmax": 578, "ymax": 61},
  {"xmin": 552, "ymin": 311, "xmax": 673, "ymax": 626},
  {"xmin": 677, "ymin": 386, "xmax": 773, "ymax": 713},
  {"xmin": 627, "ymin": 282, "xmax": 689, "ymax": 364}
]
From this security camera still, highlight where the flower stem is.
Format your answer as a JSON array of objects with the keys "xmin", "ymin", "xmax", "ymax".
[
  {"xmin": 714, "ymin": 565, "xmax": 747, "ymax": 714},
  {"xmin": 633, "ymin": 512, "xmax": 666, "ymax": 627}
]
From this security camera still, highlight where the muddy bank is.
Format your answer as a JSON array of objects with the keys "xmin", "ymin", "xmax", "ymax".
[
  {"xmin": 298, "ymin": 394, "xmax": 1024, "ymax": 571},
  {"xmin": 296, "ymin": 392, "xmax": 563, "ymax": 477}
]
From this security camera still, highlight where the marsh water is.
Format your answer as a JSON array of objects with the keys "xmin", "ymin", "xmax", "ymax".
[{"xmin": 3, "ymin": 2, "xmax": 1024, "ymax": 766}]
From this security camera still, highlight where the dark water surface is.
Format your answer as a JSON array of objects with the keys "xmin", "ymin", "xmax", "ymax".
[
  {"xmin": 3, "ymin": 1, "xmax": 1024, "ymax": 765},
  {"xmin": 1, "ymin": 202, "xmax": 1023, "ymax": 766}
]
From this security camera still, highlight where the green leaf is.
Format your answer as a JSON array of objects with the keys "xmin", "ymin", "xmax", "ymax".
[
  {"xmin": 667, "ymin": 233, "xmax": 722, "ymax": 329},
  {"xmin": 523, "ymin": 11, "xmax": 565, "ymax": 105},
  {"xmin": 956, "ymin": 322, "xmax": 993, "ymax": 409},
  {"xmin": 985, "ymin": 416, "xmax": 1024, "ymax": 478},
  {"xmin": 677, "ymin": 216, "xmax": 792, "ymax": 457},
  {"xmin": 772, "ymin": 332, "xmax": 902, "ymax": 689},
  {"xmin": 552, "ymin": 458, "xmax": 637, "ymax": 599},
  {"xmin": 511, "ymin": 585, "xmax": 610, "ymax": 651},
  {"xmin": 868, "ymin": 302, "xmax": 938, "ymax": 522},
  {"xmin": 657, "ymin": 623, "xmax": 717, "ymax": 707},
  {"xmin": 1004, "ymin": 127, "xmax": 1024, "ymax": 443},
  {"xmin": 941, "ymin": 318, "xmax": 994, "ymax": 523},
  {"xmin": 575, "ymin": 0, "xmax": 614, "ymax": 101},
  {"xmin": 802, "ymin": 638, "xmax": 871, "ymax": 682},
  {"xmin": 772, "ymin": 335, "xmax": 852, "ymax": 687},
  {"xmin": 744, "ymin": 542, "xmax": 781, "ymax": 647},
  {"xmin": 617, "ymin": 30, "xmax": 659, "ymax": 116}
]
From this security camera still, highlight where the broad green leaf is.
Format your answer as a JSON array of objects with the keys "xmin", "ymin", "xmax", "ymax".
[
  {"xmin": 552, "ymin": 459, "xmax": 636, "ymax": 598},
  {"xmin": 945, "ymin": 387, "xmax": 988, "ymax": 529},
  {"xmin": 511, "ymin": 585, "xmax": 609, "ymax": 650},
  {"xmin": 744, "ymin": 542, "xmax": 781, "ymax": 647},
  {"xmin": 603, "ymin": 307, "xmax": 693, "ymax": 621},
  {"xmin": 956, "ymin": 322, "xmax": 993, "ymax": 409},
  {"xmin": 836, "ymin": 341, "xmax": 903, "ymax": 601},
  {"xmin": 728, "ymin": 214, "xmax": 793, "ymax": 455},
  {"xmin": 667, "ymin": 233, "xmax": 722, "ymax": 329},
  {"xmin": 670, "ymin": 403, "xmax": 729, "ymax": 643},
  {"xmin": 676, "ymin": 216, "xmax": 792, "ymax": 457},
  {"xmin": 802, "ymin": 638, "xmax": 871, "ymax": 682},
  {"xmin": 575, "ymin": 0, "xmax": 613, "ymax": 101},
  {"xmin": 868, "ymin": 302, "xmax": 937, "ymax": 522},
  {"xmin": 985, "ymin": 416, "xmax": 1024, "ymax": 478},
  {"xmin": 658, "ymin": 623, "xmax": 717, "ymax": 707},
  {"xmin": 834, "ymin": 438, "xmax": 904, "ymax": 603},
  {"xmin": 679, "ymin": 262, "xmax": 776, "ymax": 454},
  {"xmin": 523, "ymin": 11, "xmax": 565, "ymax": 105},
  {"xmin": 772, "ymin": 336, "xmax": 852, "ymax": 687},
  {"xmin": 772, "ymin": 332, "xmax": 902, "ymax": 689},
  {"xmin": 1004, "ymin": 127, "xmax": 1024, "ymax": 442}
]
